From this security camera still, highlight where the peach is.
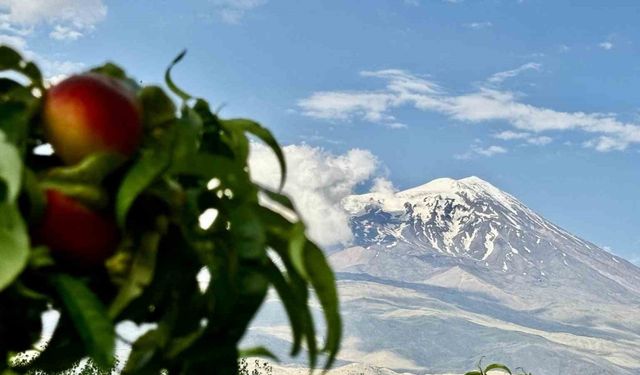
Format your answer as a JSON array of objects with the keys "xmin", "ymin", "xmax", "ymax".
[
  {"xmin": 44, "ymin": 74, "xmax": 142, "ymax": 165},
  {"xmin": 35, "ymin": 189, "xmax": 119, "ymax": 266}
]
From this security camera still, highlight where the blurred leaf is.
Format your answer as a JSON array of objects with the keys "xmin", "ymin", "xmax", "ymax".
[
  {"xmin": 0, "ymin": 46, "xmax": 42, "ymax": 87},
  {"xmin": 22, "ymin": 168, "xmax": 45, "ymax": 223},
  {"xmin": 259, "ymin": 186, "xmax": 296, "ymax": 212},
  {"xmin": 0, "ymin": 203, "xmax": 29, "ymax": 292},
  {"xmin": 289, "ymin": 222, "xmax": 308, "ymax": 280},
  {"xmin": 28, "ymin": 246, "xmax": 55, "ymax": 269},
  {"xmin": 230, "ymin": 205, "xmax": 265, "ymax": 260},
  {"xmin": 165, "ymin": 50, "xmax": 191, "ymax": 101},
  {"xmin": 51, "ymin": 274, "xmax": 115, "ymax": 369},
  {"xmin": 171, "ymin": 108, "xmax": 202, "ymax": 166},
  {"xmin": 238, "ymin": 346, "xmax": 279, "ymax": 362},
  {"xmin": 44, "ymin": 152, "xmax": 126, "ymax": 185},
  {"xmin": 139, "ymin": 85, "xmax": 177, "ymax": 129},
  {"xmin": 0, "ymin": 132, "xmax": 22, "ymax": 203},
  {"xmin": 304, "ymin": 241, "xmax": 342, "ymax": 369},
  {"xmin": 485, "ymin": 364, "xmax": 513, "ymax": 374},
  {"xmin": 90, "ymin": 62, "xmax": 139, "ymax": 91},
  {"xmin": 0, "ymin": 101, "xmax": 32, "ymax": 149},
  {"xmin": 222, "ymin": 118, "xmax": 287, "ymax": 190},
  {"xmin": 90, "ymin": 62, "xmax": 128, "ymax": 80},
  {"xmin": 262, "ymin": 260, "xmax": 304, "ymax": 356},
  {"xmin": 109, "ymin": 227, "xmax": 163, "ymax": 318},
  {"xmin": 116, "ymin": 147, "xmax": 170, "ymax": 227},
  {"xmin": 165, "ymin": 328, "xmax": 205, "ymax": 360},
  {"xmin": 40, "ymin": 181, "xmax": 109, "ymax": 210},
  {"xmin": 123, "ymin": 328, "xmax": 167, "ymax": 374}
]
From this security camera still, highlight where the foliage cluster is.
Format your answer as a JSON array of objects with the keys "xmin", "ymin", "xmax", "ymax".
[{"xmin": 0, "ymin": 46, "xmax": 341, "ymax": 374}]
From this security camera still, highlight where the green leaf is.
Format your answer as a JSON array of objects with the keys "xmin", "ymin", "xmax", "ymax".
[
  {"xmin": 165, "ymin": 50, "xmax": 192, "ymax": 101},
  {"xmin": 165, "ymin": 328, "xmax": 205, "ymax": 360},
  {"xmin": 0, "ymin": 101, "xmax": 32, "ymax": 148},
  {"xmin": 0, "ymin": 203, "xmax": 29, "ymax": 292},
  {"xmin": 238, "ymin": 346, "xmax": 279, "ymax": 362},
  {"xmin": 222, "ymin": 118, "xmax": 287, "ymax": 191},
  {"xmin": 28, "ymin": 246, "xmax": 55, "ymax": 269},
  {"xmin": 90, "ymin": 62, "xmax": 140, "ymax": 92},
  {"xmin": 262, "ymin": 260, "xmax": 305, "ymax": 356},
  {"xmin": 0, "ymin": 46, "xmax": 43, "ymax": 87},
  {"xmin": 0, "ymin": 45, "xmax": 21, "ymax": 69},
  {"xmin": 109, "ymin": 229, "xmax": 163, "ymax": 318},
  {"xmin": 171, "ymin": 107, "xmax": 202, "ymax": 166},
  {"xmin": 44, "ymin": 152, "xmax": 126, "ymax": 185},
  {"xmin": 259, "ymin": 186, "xmax": 296, "ymax": 212},
  {"xmin": 122, "ymin": 328, "xmax": 167, "ymax": 374},
  {"xmin": 22, "ymin": 168, "xmax": 45, "ymax": 223},
  {"xmin": 485, "ymin": 364, "xmax": 513, "ymax": 374},
  {"xmin": 51, "ymin": 274, "xmax": 115, "ymax": 369},
  {"xmin": 288, "ymin": 222, "xmax": 308, "ymax": 280},
  {"xmin": 0, "ymin": 132, "xmax": 22, "ymax": 203},
  {"xmin": 139, "ymin": 85, "xmax": 177, "ymax": 129},
  {"xmin": 116, "ymin": 148, "xmax": 170, "ymax": 227},
  {"xmin": 304, "ymin": 241, "xmax": 342, "ymax": 370},
  {"xmin": 90, "ymin": 62, "xmax": 128, "ymax": 80},
  {"xmin": 230, "ymin": 205, "xmax": 266, "ymax": 260},
  {"xmin": 40, "ymin": 181, "xmax": 109, "ymax": 210},
  {"xmin": 464, "ymin": 372, "xmax": 484, "ymax": 375},
  {"xmin": 170, "ymin": 153, "xmax": 254, "ymax": 198}
]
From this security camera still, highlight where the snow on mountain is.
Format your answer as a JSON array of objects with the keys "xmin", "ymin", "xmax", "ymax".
[
  {"xmin": 245, "ymin": 176, "xmax": 640, "ymax": 375},
  {"xmin": 341, "ymin": 176, "xmax": 640, "ymax": 298}
]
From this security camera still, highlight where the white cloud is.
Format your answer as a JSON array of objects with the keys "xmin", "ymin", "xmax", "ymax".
[
  {"xmin": 249, "ymin": 143, "xmax": 387, "ymax": 247},
  {"xmin": 0, "ymin": 0, "xmax": 107, "ymax": 40},
  {"xmin": 464, "ymin": 21, "xmax": 492, "ymax": 30},
  {"xmin": 369, "ymin": 177, "xmax": 397, "ymax": 195},
  {"xmin": 385, "ymin": 122, "xmax": 408, "ymax": 129},
  {"xmin": 527, "ymin": 135, "xmax": 552, "ymax": 145},
  {"xmin": 0, "ymin": 33, "xmax": 26, "ymax": 49},
  {"xmin": 455, "ymin": 145, "xmax": 507, "ymax": 160},
  {"xmin": 493, "ymin": 130, "xmax": 552, "ymax": 145},
  {"xmin": 598, "ymin": 42, "xmax": 614, "ymax": 50},
  {"xmin": 49, "ymin": 25, "xmax": 83, "ymax": 41},
  {"xmin": 211, "ymin": 0, "xmax": 267, "ymax": 24},
  {"xmin": 298, "ymin": 69, "xmax": 439, "ymax": 129},
  {"xmin": 487, "ymin": 62, "xmax": 541, "ymax": 84},
  {"xmin": 494, "ymin": 130, "xmax": 530, "ymax": 140},
  {"xmin": 298, "ymin": 67, "xmax": 640, "ymax": 152},
  {"xmin": 583, "ymin": 136, "xmax": 627, "ymax": 152}
]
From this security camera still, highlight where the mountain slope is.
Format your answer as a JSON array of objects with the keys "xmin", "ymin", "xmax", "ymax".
[{"xmin": 245, "ymin": 177, "xmax": 640, "ymax": 374}]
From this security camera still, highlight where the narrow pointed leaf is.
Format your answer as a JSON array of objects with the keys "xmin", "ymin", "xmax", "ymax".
[
  {"xmin": 222, "ymin": 119, "xmax": 287, "ymax": 190},
  {"xmin": 0, "ymin": 134, "xmax": 22, "ymax": 203},
  {"xmin": 51, "ymin": 274, "xmax": 115, "ymax": 369},
  {"xmin": 0, "ymin": 203, "xmax": 29, "ymax": 291},
  {"xmin": 164, "ymin": 50, "xmax": 191, "ymax": 101},
  {"xmin": 303, "ymin": 241, "xmax": 342, "ymax": 370},
  {"xmin": 116, "ymin": 148, "xmax": 170, "ymax": 226}
]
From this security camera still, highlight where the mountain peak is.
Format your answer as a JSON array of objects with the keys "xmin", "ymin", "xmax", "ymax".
[
  {"xmin": 459, "ymin": 175, "xmax": 492, "ymax": 186},
  {"xmin": 343, "ymin": 175, "xmax": 561, "ymax": 268},
  {"xmin": 399, "ymin": 176, "xmax": 497, "ymax": 196}
]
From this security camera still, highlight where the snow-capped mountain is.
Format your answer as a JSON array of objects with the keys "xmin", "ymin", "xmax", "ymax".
[
  {"xmin": 340, "ymin": 176, "xmax": 640, "ymax": 297},
  {"xmin": 246, "ymin": 177, "xmax": 640, "ymax": 374}
]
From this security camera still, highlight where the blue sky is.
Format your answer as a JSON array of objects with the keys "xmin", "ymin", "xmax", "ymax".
[{"xmin": 3, "ymin": 0, "xmax": 640, "ymax": 262}]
